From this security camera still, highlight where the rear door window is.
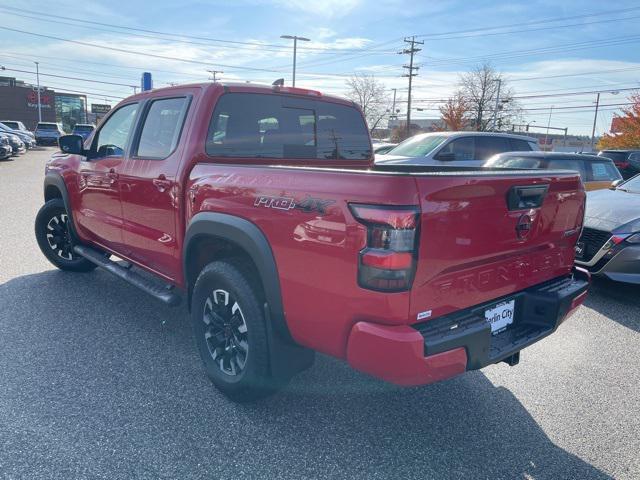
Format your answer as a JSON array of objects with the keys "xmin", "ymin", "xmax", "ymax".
[
  {"xmin": 587, "ymin": 161, "xmax": 621, "ymax": 181},
  {"xmin": 509, "ymin": 138, "xmax": 533, "ymax": 151},
  {"xmin": 135, "ymin": 97, "xmax": 189, "ymax": 159},
  {"xmin": 206, "ymin": 93, "xmax": 371, "ymax": 160},
  {"xmin": 547, "ymin": 159, "xmax": 586, "ymax": 181},
  {"xmin": 436, "ymin": 137, "xmax": 474, "ymax": 161},
  {"xmin": 475, "ymin": 136, "xmax": 511, "ymax": 160}
]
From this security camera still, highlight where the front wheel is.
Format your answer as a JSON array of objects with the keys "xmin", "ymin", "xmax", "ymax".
[
  {"xmin": 35, "ymin": 199, "xmax": 98, "ymax": 272},
  {"xmin": 191, "ymin": 260, "xmax": 282, "ymax": 402}
]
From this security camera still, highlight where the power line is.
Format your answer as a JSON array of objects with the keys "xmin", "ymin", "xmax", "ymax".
[
  {"xmin": 413, "ymin": 9, "xmax": 640, "ymax": 41},
  {"xmin": 0, "ymin": 26, "xmax": 287, "ymax": 73},
  {"xmin": 0, "ymin": 5, "xmax": 395, "ymax": 54},
  {"xmin": 414, "ymin": 6, "xmax": 640, "ymax": 38},
  {"xmin": 1, "ymin": 67, "xmax": 137, "ymax": 88}
]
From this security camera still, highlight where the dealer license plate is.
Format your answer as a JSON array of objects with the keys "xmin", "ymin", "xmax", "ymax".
[
  {"xmin": 485, "ymin": 299, "xmax": 515, "ymax": 335},
  {"xmin": 575, "ymin": 241, "xmax": 585, "ymax": 259}
]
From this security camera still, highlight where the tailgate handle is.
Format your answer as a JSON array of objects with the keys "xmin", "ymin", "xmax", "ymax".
[{"xmin": 507, "ymin": 185, "xmax": 549, "ymax": 210}]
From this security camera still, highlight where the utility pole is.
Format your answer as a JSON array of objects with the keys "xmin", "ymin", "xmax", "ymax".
[
  {"xmin": 207, "ymin": 70, "xmax": 224, "ymax": 82},
  {"xmin": 34, "ymin": 61, "xmax": 42, "ymax": 122},
  {"xmin": 492, "ymin": 78, "xmax": 502, "ymax": 131},
  {"xmin": 399, "ymin": 36, "xmax": 423, "ymax": 137},
  {"xmin": 281, "ymin": 35, "xmax": 310, "ymax": 87},
  {"xmin": 391, "ymin": 88, "xmax": 397, "ymax": 119},
  {"xmin": 590, "ymin": 92, "xmax": 600, "ymax": 151}
]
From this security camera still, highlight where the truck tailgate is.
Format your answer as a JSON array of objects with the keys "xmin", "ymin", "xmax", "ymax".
[{"xmin": 410, "ymin": 171, "xmax": 585, "ymax": 323}]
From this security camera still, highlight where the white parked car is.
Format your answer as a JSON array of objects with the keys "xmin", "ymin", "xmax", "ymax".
[{"xmin": 376, "ymin": 131, "xmax": 539, "ymax": 166}]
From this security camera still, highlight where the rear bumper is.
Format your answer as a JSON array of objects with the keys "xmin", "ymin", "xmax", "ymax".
[{"xmin": 346, "ymin": 268, "xmax": 590, "ymax": 386}]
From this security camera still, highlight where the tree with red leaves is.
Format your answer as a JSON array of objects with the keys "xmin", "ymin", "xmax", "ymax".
[{"xmin": 598, "ymin": 93, "xmax": 640, "ymax": 149}]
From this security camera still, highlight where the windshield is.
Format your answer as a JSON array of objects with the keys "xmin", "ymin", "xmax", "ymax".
[
  {"xmin": 2, "ymin": 122, "xmax": 19, "ymax": 129},
  {"xmin": 620, "ymin": 175, "xmax": 640, "ymax": 193},
  {"xmin": 384, "ymin": 135, "xmax": 447, "ymax": 157}
]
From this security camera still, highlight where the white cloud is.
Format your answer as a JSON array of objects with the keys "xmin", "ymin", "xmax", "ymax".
[{"xmin": 271, "ymin": 0, "xmax": 362, "ymax": 17}]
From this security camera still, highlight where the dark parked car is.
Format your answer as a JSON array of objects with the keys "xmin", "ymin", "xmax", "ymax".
[
  {"xmin": 0, "ymin": 123, "xmax": 35, "ymax": 149},
  {"xmin": 485, "ymin": 152, "xmax": 622, "ymax": 191},
  {"xmin": 35, "ymin": 122, "xmax": 66, "ymax": 145},
  {"xmin": 5, "ymin": 133, "xmax": 25, "ymax": 155},
  {"xmin": 598, "ymin": 150, "xmax": 640, "ymax": 179},
  {"xmin": 0, "ymin": 134, "xmax": 13, "ymax": 160},
  {"xmin": 575, "ymin": 174, "xmax": 640, "ymax": 284},
  {"xmin": 71, "ymin": 123, "xmax": 96, "ymax": 141}
]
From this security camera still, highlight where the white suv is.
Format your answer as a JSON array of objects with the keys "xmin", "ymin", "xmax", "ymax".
[{"xmin": 376, "ymin": 131, "xmax": 539, "ymax": 166}]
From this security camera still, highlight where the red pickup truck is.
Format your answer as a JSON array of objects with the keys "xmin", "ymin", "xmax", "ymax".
[{"xmin": 36, "ymin": 82, "xmax": 589, "ymax": 401}]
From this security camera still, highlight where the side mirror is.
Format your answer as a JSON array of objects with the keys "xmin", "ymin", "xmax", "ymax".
[
  {"xmin": 435, "ymin": 151, "xmax": 456, "ymax": 161},
  {"xmin": 610, "ymin": 179, "xmax": 624, "ymax": 190},
  {"xmin": 58, "ymin": 134, "xmax": 85, "ymax": 155}
]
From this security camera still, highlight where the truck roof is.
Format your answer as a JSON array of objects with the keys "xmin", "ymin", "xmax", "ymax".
[{"xmin": 126, "ymin": 82, "xmax": 355, "ymax": 106}]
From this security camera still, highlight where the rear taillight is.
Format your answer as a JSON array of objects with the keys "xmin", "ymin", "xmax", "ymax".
[{"xmin": 349, "ymin": 204, "xmax": 420, "ymax": 292}]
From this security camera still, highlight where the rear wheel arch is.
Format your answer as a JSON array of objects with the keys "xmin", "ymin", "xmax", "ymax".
[
  {"xmin": 183, "ymin": 212, "xmax": 315, "ymax": 380},
  {"xmin": 183, "ymin": 212, "xmax": 289, "ymax": 341}
]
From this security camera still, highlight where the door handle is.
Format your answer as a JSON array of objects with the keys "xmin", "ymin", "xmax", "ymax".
[
  {"xmin": 107, "ymin": 168, "xmax": 118, "ymax": 185},
  {"xmin": 153, "ymin": 174, "xmax": 172, "ymax": 192}
]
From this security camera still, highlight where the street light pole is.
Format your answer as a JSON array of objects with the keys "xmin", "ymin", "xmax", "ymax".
[
  {"xmin": 590, "ymin": 92, "xmax": 601, "ymax": 151},
  {"xmin": 544, "ymin": 106, "xmax": 554, "ymax": 150},
  {"xmin": 280, "ymin": 35, "xmax": 310, "ymax": 87},
  {"xmin": 34, "ymin": 61, "xmax": 42, "ymax": 122}
]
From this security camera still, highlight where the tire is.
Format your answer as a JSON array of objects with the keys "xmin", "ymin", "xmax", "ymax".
[
  {"xmin": 191, "ymin": 260, "xmax": 280, "ymax": 402},
  {"xmin": 35, "ymin": 199, "xmax": 98, "ymax": 272}
]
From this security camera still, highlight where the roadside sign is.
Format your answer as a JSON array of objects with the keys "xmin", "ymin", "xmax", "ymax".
[{"xmin": 91, "ymin": 104, "xmax": 111, "ymax": 114}]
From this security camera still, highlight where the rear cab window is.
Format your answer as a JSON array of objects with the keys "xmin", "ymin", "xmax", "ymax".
[{"xmin": 206, "ymin": 93, "xmax": 371, "ymax": 160}]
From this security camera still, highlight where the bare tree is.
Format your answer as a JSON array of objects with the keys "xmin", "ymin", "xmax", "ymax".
[
  {"xmin": 459, "ymin": 63, "xmax": 520, "ymax": 131},
  {"xmin": 345, "ymin": 74, "xmax": 391, "ymax": 133}
]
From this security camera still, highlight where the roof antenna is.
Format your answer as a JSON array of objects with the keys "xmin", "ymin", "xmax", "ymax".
[{"xmin": 272, "ymin": 78, "xmax": 285, "ymax": 86}]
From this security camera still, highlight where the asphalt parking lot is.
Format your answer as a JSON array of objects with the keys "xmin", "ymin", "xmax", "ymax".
[{"xmin": 0, "ymin": 148, "xmax": 639, "ymax": 480}]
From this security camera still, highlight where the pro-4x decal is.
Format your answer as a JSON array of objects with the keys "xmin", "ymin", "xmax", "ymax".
[{"xmin": 254, "ymin": 195, "xmax": 335, "ymax": 215}]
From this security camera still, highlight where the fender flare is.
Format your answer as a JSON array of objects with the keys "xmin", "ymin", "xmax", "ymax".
[
  {"xmin": 183, "ymin": 212, "xmax": 292, "ymax": 343},
  {"xmin": 43, "ymin": 172, "xmax": 80, "ymax": 241}
]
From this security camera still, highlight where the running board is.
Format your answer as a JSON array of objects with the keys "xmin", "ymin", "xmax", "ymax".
[{"xmin": 73, "ymin": 245, "xmax": 181, "ymax": 307}]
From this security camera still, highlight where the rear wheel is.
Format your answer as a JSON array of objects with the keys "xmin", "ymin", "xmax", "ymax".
[
  {"xmin": 35, "ymin": 199, "xmax": 97, "ymax": 272},
  {"xmin": 191, "ymin": 260, "xmax": 281, "ymax": 402}
]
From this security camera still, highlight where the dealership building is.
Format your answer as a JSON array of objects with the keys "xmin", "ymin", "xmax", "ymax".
[{"xmin": 0, "ymin": 76, "xmax": 88, "ymax": 132}]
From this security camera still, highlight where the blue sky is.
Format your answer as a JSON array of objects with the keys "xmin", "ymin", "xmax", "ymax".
[{"xmin": 1, "ymin": 0, "xmax": 639, "ymax": 135}]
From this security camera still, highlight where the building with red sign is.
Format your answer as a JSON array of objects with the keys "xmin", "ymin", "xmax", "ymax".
[{"xmin": 0, "ymin": 76, "xmax": 87, "ymax": 131}]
